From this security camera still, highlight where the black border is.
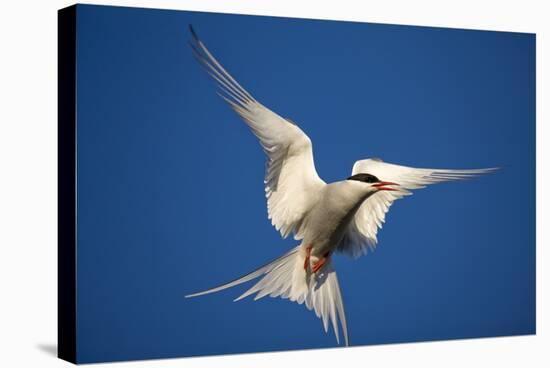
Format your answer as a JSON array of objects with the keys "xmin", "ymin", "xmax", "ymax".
[{"xmin": 58, "ymin": 4, "xmax": 77, "ymax": 364}]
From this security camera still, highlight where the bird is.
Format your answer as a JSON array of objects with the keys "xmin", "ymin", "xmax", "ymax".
[{"xmin": 184, "ymin": 25, "xmax": 497, "ymax": 347}]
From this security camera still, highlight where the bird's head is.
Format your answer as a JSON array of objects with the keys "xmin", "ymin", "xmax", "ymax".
[{"xmin": 346, "ymin": 173, "xmax": 400, "ymax": 192}]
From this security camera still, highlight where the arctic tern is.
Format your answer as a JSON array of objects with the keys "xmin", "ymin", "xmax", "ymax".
[{"xmin": 185, "ymin": 26, "xmax": 496, "ymax": 346}]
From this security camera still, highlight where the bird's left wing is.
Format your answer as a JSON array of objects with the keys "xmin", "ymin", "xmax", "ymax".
[
  {"xmin": 189, "ymin": 26, "xmax": 325, "ymax": 239},
  {"xmin": 337, "ymin": 158, "xmax": 497, "ymax": 258}
]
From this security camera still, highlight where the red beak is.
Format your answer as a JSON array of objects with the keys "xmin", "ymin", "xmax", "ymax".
[{"xmin": 372, "ymin": 181, "xmax": 399, "ymax": 191}]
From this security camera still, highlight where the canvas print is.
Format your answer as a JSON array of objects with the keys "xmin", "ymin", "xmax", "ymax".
[{"xmin": 58, "ymin": 4, "xmax": 535, "ymax": 364}]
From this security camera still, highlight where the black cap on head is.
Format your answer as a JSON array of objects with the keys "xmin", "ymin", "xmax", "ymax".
[{"xmin": 347, "ymin": 173, "xmax": 380, "ymax": 183}]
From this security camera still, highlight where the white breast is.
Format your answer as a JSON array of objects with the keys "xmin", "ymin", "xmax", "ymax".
[{"xmin": 301, "ymin": 181, "xmax": 372, "ymax": 256}]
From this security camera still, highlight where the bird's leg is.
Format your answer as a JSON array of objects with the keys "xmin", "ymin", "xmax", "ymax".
[
  {"xmin": 312, "ymin": 252, "xmax": 330, "ymax": 273},
  {"xmin": 304, "ymin": 245, "xmax": 313, "ymax": 270}
]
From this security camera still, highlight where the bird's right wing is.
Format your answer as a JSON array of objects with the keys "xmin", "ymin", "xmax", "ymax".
[{"xmin": 190, "ymin": 26, "xmax": 325, "ymax": 239}]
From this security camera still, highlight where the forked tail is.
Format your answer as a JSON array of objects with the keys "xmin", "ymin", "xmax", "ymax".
[{"xmin": 185, "ymin": 246, "xmax": 349, "ymax": 346}]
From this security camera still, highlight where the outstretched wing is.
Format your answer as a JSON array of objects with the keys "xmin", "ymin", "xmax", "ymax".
[
  {"xmin": 190, "ymin": 26, "xmax": 325, "ymax": 239},
  {"xmin": 337, "ymin": 158, "xmax": 497, "ymax": 258}
]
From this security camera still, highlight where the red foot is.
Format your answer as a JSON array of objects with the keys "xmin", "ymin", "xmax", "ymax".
[
  {"xmin": 312, "ymin": 252, "xmax": 330, "ymax": 273},
  {"xmin": 304, "ymin": 245, "xmax": 312, "ymax": 270}
]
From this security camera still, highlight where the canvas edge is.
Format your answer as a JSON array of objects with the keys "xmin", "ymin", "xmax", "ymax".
[{"xmin": 58, "ymin": 4, "xmax": 77, "ymax": 365}]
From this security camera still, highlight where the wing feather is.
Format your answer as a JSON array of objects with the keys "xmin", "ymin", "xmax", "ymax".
[
  {"xmin": 190, "ymin": 26, "xmax": 325, "ymax": 239},
  {"xmin": 338, "ymin": 158, "xmax": 497, "ymax": 258}
]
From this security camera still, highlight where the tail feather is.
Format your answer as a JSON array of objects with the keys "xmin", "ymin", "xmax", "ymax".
[
  {"xmin": 185, "ymin": 247, "xmax": 298, "ymax": 298},
  {"xmin": 185, "ymin": 246, "xmax": 349, "ymax": 346}
]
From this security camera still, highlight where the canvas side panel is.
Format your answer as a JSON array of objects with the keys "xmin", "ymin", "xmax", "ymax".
[{"xmin": 58, "ymin": 4, "xmax": 77, "ymax": 364}]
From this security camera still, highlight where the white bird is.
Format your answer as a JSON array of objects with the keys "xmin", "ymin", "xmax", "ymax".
[{"xmin": 185, "ymin": 26, "xmax": 496, "ymax": 346}]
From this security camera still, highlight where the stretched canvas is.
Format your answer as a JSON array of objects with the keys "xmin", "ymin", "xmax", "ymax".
[{"xmin": 58, "ymin": 4, "xmax": 536, "ymax": 364}]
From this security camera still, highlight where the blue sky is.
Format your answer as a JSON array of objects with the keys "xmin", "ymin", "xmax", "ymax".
[{"xmin": 75, "ymin": 4, "xmax": 535, "ymax": 363}]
